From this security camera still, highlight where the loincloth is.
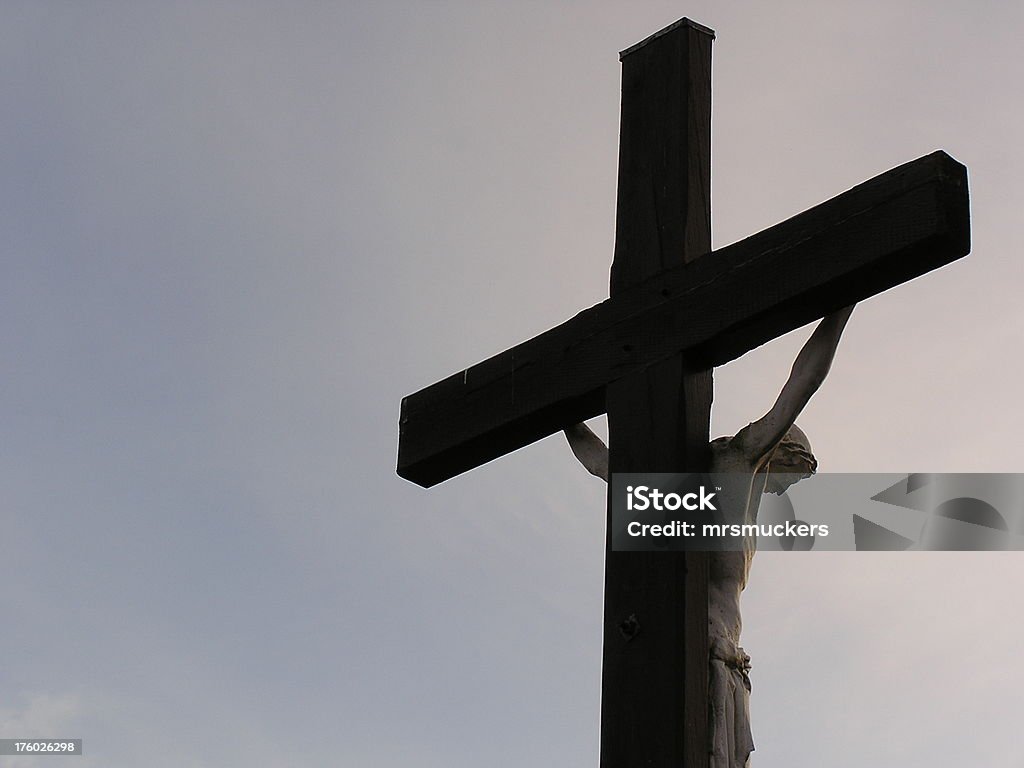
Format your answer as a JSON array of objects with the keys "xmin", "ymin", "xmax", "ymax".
[{"xmin": 709, "ymin": 646, "xmax": 753, "ymax": 767}]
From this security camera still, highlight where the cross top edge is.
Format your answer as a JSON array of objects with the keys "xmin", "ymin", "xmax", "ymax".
[{"xmin": 619, "ymin": 17, "xmax": 716, "ymax": 60}]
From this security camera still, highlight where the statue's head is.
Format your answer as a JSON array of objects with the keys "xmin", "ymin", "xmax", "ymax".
[{"xmin": 764, "ymin": 424, "xmax": 817, "ymax": 495}]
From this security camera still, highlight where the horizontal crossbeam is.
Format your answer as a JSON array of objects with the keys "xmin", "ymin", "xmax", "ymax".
[{"xmin": 398, "ymin": 150, "xmax": 969, "ymax": 487}]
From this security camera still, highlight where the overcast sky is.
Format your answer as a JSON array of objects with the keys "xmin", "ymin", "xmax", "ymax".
[{"xmin": 1, "ymin": 2, "xmax": 1023, "ymax": 766}]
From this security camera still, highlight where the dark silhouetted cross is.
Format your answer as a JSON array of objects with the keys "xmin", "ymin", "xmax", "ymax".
[{"xmin": 397, "ymin": 17, "xmax": 969, "ymax": 767}]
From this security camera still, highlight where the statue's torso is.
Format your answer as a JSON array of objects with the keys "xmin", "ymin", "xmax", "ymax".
[{"xmin": 707, "ymin": 436, "xmax": 766, "ymax": 660}]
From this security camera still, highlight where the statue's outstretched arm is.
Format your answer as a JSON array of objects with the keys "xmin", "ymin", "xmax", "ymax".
[
  {"xmin": 564, "ymin": 422, "xmax": 609, "ymax": 482},
  {"xmin": 740, "ymin": 305, "xmax": 855, "ymax": 464}
]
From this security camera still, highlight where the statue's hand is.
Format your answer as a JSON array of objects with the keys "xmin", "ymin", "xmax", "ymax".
[{"xmin": 564, "ymin": 423, "xmax": 609, "ymax": 483}]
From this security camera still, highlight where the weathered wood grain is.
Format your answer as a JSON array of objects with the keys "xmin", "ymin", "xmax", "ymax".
[
  {"xmin": 601, "ymin": 19, "xmax": 712, "ymax": 768},
  {"xmin": 398, "ymin": 149, "xmax": 969, "ymax": 488}
]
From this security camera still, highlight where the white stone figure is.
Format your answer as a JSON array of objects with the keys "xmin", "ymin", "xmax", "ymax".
[{"xmin": 564, "ymin": 306, "xmax": 854, "ymax": 768}]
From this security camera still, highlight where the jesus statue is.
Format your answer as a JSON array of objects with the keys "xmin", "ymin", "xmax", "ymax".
[{"xmin": 563, "ymin": 305, "xmax": 855, "ymax": 768}]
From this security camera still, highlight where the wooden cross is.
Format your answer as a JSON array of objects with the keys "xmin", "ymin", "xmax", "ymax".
[{"xmin": 397, "ymin": 17, "xmax": 969, "ymax": 767}]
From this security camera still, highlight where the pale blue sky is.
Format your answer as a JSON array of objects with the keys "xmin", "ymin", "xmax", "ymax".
[{"xmin": 1, "ymin": 2, "xmax": 1023, "ymax": 766}]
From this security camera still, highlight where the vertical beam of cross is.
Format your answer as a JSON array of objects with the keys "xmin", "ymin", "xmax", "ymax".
[{"xmin": 601, "ymin": 19, "xmax": 714, "ymax": 767}]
